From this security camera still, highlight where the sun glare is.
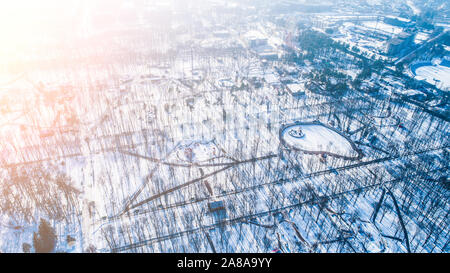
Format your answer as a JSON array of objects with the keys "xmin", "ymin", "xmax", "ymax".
[
  {"xmin": 0, "ymin": 0, "xmax": 448, "ymax": 255},
  {"xmin": 0, "ymin": 1, "xmax": 80, "ymax": 64}
]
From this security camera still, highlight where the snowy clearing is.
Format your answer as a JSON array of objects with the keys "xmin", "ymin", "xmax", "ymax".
[
  {"xmin": 413, "ymin": 63, "xmax": 450, "ymax": 90},
  {"xmin": 280, "ymin": 122, "xmax": 360, "ymax": 159}
]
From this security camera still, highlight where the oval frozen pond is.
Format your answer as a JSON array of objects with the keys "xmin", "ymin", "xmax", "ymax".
[{"xmin": 280, "ymin": 122, "xmax": 362, "ymax": 160}]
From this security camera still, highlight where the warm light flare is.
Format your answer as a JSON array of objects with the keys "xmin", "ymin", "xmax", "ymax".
[{"xmin": 0, "ymin": 0, "xmax": 81, "ymax": 64}]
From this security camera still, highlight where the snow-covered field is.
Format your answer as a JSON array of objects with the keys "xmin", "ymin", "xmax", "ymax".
[
  {"xmin": 413, "ymin": 63, "xmax": 450, "ymax": 90},
  {"xmin": 281, "ymin": 123, "xmax": 359, "ymax": 159},
  {"xmin": 0, "ymin": 1, "xmax": 448, "ymax": 254}
]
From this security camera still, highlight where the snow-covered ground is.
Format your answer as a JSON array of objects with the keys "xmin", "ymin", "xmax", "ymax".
[
  {"xmin": 281, "ymin": 123, "xmax": 359, "ymax": 158},
  {"xmin": 0, "ymin": 1, "xmax": 448, "ymax": 254},
  {"xmin": 361, "ymin": 21, "xmax": 404, "ymax": 35},
  {"xmin": 175, "ymin": 140, "xmax": 221, "ymax": 163},
  {"xmin": 413, "ymin": 62, "xmax": 450, "ymax": 90}
]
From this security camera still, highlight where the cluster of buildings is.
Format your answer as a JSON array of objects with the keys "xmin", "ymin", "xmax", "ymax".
[
  {"xmin": 386, "ymin": 30, "xmax": 417, "ymax": 55},
  {"xmin": 243, "ymin": 30, "xmax": 279, "ymax": 60}
]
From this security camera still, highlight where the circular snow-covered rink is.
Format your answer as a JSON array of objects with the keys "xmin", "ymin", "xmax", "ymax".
[
  {"xmin": 411, "ymin": 60, "xmax": 450, "ymax": 90},
  {"xmin": 280, "ymin": 122, "xmax": 362, "ymax": 160}
]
